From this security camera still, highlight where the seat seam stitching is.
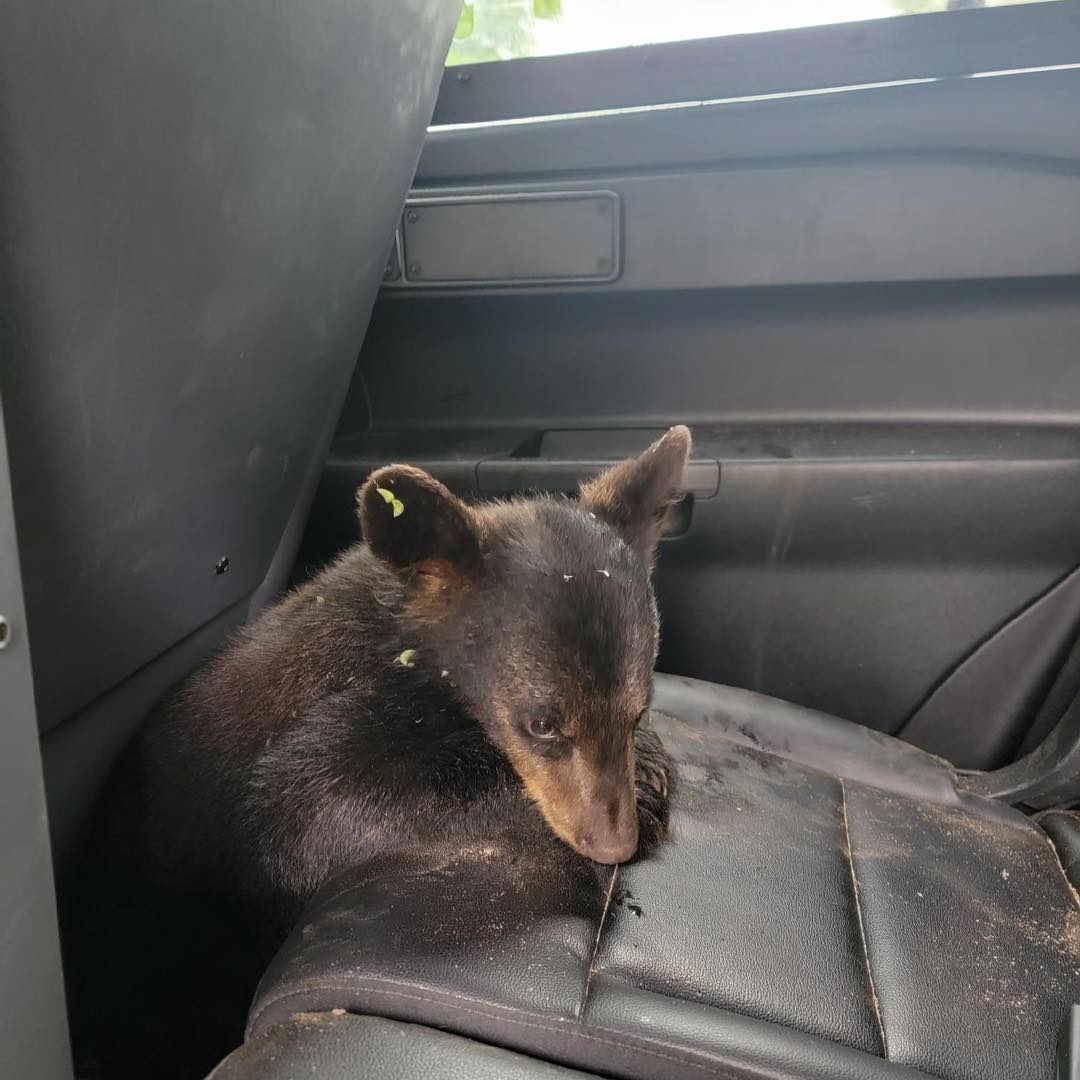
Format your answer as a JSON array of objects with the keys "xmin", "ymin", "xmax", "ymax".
[
  {"xmin": 578, "ymin": 865, "xmax": 619, "ymax": 1022},
  {"xmin": 251, "ymin": 980, "xmax": 739, "ymax": 1076},
  {"xmin": 841, "ymin": 778, "xmax": 888, "ymax": 1060}
]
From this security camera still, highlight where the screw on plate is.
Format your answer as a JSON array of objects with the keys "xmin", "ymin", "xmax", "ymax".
[
  {"xmin": 215, "ymin": 556, "xmax": 230, "ymax": 576},
  {"xmin": 456, "ymin": 70, "xmax": 472, "ymax": 84},
  {"xmin": 0, "ymin": 614, "xmax": 9, "ymax": 650},
  {"xmin": 596, "ymin": 256, "xmax": 610, "ymax": 271},
  {"xmin": 408, "ymin": 262, "xmax": 422, "ymax": 277},
  {"xmin": 406, "ymin": 210, "xmax": 419, "ymax": 224}
]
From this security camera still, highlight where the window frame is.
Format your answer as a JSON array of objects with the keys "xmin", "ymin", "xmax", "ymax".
[{"xmin": 432, "ymin": 2, "xmax": 1080, "ymax": 126}]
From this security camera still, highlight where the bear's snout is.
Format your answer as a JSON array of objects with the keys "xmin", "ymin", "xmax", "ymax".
[{"xmin": 572, "ymin": 782, "xmax": 639, "ymax": 865}]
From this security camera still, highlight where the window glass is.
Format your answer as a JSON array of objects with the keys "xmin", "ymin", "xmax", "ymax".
[{"xmin": 446, "ymin": 0, "xmax": 1059, "ymax": 67}]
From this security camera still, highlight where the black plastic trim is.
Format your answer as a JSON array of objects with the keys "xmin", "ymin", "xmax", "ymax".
[
  {"xmin": 432, "ymin": 3, "xmax": 1080, "ymax": 126},
  {"xmin": 0, "ymin": 400, "xmax": 72, "ymax": 1079}
]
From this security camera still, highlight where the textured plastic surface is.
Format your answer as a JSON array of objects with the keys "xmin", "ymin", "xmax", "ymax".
[
  {"xmin": 397, "ymin": 164, "xmax": 1080, "ymax": 293},
  {"xmin": 901, "ymin": 565, "xmax": 1080, "ymax": 769},
  {"xmin": 1, "ymin": 0, "xmax": 461, "ymax": 734},
  {"xmin": 0, "ymin": 404, "xmax": 71, "ymax": 1080},
  {"xmin": 966, "ymin": 677, "xmax": 1080, "ymax": 808},
  {"xmin": 422, "ymin": 68, "xmax": 1080, "ymax": 193},
  {"xmin": 313, "ymin": 414, "xmax": 1080, "ymax": 756},
  {"xmin": 397, "ymin": 192, "xmax": 620, "ymax": 286},
  {"xmin": 476, "ymin": 458, "xmax": 719, "ymax": 498},
  {"xmin": 335, "ymin": 64, "xmax": 1080, "ymax": 764}
]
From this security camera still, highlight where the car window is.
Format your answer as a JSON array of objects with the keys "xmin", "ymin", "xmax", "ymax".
[{"xmin": 446, "ymin": 0, "xmax": 1059, "ymax": 66}]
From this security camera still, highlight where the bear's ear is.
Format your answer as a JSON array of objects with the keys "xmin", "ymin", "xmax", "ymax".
[
  {"xmin": 358, "ymin": 465, "xmax": 481, "ymax": 577},
  {"xmin": 579, "ymin": 426, "xmax": 691, "ymax": 564}
]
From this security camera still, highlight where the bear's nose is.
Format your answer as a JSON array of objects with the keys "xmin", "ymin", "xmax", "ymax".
[
  {"xmin": 578, "ymin": 833, "xmax": 638, "ymax": 865},
  {"xmin": 576, "ymin": 802, "xmax": 639, "ymax": 864}
]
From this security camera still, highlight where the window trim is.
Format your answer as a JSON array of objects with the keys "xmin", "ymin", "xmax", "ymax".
[{"xmin": 432, "ymin": 2, "xmax": 1080, "ymax": 126}]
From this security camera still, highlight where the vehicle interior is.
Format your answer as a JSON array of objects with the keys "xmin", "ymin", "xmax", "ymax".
[{"xmin": 4, "ymin": 1, "xmax": 1080, "ymax": 1078}]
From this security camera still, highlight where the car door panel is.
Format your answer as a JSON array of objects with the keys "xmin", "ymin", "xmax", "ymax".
[{"xmin": 301, "ymin": 18, "xmax": 1080, "ymax": 770}]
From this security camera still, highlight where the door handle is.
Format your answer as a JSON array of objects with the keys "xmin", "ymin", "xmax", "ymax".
[{"xmin": 475, "ymin": 457, "xmax": 720, "ymax": 498}]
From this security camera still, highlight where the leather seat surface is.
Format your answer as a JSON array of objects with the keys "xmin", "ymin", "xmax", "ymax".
[
  {"xmin": 212, "ymin": 1013, "xmax": 600, "ymax": 1079},
  {"xmin": 248, "ymin": 677, "xmax": 1080, "ymax": 1080}
]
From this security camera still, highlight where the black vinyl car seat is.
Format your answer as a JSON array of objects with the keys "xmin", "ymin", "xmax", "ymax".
[{"xmin": 221, "ymin": 674, "xmax": 1080, "ymax": 1080}]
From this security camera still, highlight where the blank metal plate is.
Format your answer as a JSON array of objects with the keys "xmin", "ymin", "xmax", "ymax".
[{"xmin": 399, "ymin": 191, "xmax": 620, "ymax": 287}]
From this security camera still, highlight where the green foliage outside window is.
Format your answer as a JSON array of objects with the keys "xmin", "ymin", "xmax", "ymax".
[{"xmin": 448, "ymin": 0, "xmax": 563, "ymax": 66}]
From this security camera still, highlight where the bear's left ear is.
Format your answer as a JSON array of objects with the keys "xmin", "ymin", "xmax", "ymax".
[
  {"xmin": 579, "ymin": 426, "xmax": 691, "ymax": 565},
  {"xmin": 358, "ymin": 465, "xmax": 482, "ymax": 577}
]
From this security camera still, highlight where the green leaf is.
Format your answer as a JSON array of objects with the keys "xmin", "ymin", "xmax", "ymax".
[
  {"xmin": 397, "ymin": 648, "xmax": 417, "ymax": 668},
  {"xmin": 533, "ymin": 0, "xmax": 561, "ymax": 19},
  {"xmin": 375, "ymin": 486, "xmax": 404, "ymax": 517},
  {"xmin": 454, "ymin": 3, "xmax": 475, "ymax": 40}
]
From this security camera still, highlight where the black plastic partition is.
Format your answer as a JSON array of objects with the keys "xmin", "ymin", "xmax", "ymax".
[{"xmin": 1, "ymin": 0, "xmax": 462, "ymax": 878}]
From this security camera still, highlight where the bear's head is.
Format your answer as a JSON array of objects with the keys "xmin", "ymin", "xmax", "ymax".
[{"xmin": 358, "ymin": 426, "xmax": 691, "ymax": 864}]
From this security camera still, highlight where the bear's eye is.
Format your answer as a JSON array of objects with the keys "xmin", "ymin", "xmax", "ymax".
[{"xmin": 527, "ymin": 716, "xmax": 559, "ymax": 741}]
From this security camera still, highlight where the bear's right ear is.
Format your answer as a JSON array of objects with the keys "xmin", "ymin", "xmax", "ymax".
[
  {"xmin": 358, "ymin": 465, "xmax": 481, "ymax": 577},
  {"xmin": 579, "ymin": 425, "xmax": 691, "ymax": 565}
]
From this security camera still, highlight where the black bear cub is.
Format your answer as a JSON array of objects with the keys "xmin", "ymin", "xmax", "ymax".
[
  {"xmin": 114, "ymin": 425, "xmax": 688, "ymax": 922},
  {"xmin": 77, "ymin": 426, "xmax": 689, "ymax": 1078}
]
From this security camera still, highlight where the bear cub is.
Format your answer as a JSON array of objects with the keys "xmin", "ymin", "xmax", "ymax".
[
  {"xmin": 111, "ymin": 425, "xmax": 690, "ymax": 921},
  {"xmin": 74, "ymin": 427, "xmax": 690, "ymax": 1078}
]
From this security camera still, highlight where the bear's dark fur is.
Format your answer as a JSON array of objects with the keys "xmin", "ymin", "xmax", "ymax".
[{"xmin": 74, "ymin": 426, "xmax": 689, "ymax": 1077}]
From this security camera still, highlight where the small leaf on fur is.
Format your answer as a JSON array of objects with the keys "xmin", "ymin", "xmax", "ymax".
[
  {"xmin": 397, "ymin": 648, "xmax": 417, "ymax": 668},
  {"xmin": 376, "ymin": 486, "xmax": 405, "ymax": 517}
]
